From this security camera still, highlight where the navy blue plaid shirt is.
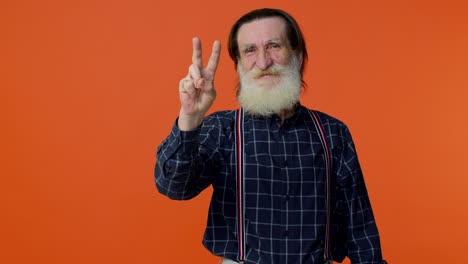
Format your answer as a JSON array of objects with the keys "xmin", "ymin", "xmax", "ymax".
[{"xmin": 155, "ymin": 104, "xmax": 384, "ymax": 263}]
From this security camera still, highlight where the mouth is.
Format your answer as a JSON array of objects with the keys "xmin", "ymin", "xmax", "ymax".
[{"xmin": 255, "ymin": 73, "xmax": 279, "ymax": 80}]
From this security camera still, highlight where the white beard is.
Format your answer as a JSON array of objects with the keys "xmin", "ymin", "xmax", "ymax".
[{"xmin": 236, "ymin": 55, "xmax": 302, "ymax": 117}]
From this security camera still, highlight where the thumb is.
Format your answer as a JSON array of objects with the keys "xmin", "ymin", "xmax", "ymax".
[{"xmin": 196, "ymin": 78, "xmax": 205, "ymax": 89}]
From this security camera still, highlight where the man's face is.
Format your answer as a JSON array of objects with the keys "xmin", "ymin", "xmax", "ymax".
[
  {"xmin": 236, "ymin": 16, "xmax": 303, "ymax": 116},
  {"xmin": 236, "ymin": 17, "xmax": 299, "ymax": 87}
]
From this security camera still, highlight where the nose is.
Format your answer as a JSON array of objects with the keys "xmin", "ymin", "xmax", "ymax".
[{"xmin": 255, "ymin": 49, "xmax": 273, "ymax": 70}]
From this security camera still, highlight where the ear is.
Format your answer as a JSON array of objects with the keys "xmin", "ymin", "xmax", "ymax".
[{"xmin": 297, "ymin": 52, "xmax": 303, "ymax": 68}]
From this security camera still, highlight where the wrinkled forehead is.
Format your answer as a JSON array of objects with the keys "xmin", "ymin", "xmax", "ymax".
[{"xmin": 236, "ymin": 17, "xmax": 289, "ymax": 47}]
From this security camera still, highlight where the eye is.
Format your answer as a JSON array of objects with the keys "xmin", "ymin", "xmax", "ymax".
[
  {"xmin": 243, "ymin": 47, "xmax": 256, "ymax": 55},
  {"xmin": 267, "ymin": 43, "xmax": 281, "ymax": 50}
]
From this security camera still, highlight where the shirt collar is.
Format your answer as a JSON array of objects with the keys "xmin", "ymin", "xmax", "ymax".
[{"xmin": 243, "ymin": 102, "xmax": 307, "ymax": 127}]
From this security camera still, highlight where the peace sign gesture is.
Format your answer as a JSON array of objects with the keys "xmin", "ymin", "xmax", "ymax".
[{"xmin": 178, "ymin": 37, "xmax": 221, "ymax": 131}]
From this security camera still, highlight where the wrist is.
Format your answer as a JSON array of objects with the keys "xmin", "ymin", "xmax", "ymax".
[{"xmin": 177, "ymin": 112, "xmax": 204, "ymax": 131}]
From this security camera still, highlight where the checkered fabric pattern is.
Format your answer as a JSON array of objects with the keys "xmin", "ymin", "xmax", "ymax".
[{"xmin": 155, "ymin": 104, "xmax": 384, "ymax": 263}]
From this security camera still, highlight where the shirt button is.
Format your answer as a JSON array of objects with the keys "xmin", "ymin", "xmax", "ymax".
[
  {"xmin": 283, "ymin": 160, "xmax": 288, "ymax": 167},
  {"xmin": 285, "ymin": 195, "xmax": 290, "ymax": 201},
  {"xmin": 284, "ymin": 230, "xmax": 289, "ymax": 237}
]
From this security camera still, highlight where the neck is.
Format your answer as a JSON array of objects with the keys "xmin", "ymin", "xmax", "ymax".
[{"xmin": 278, "ymin": 108, "xmax": 295, "ymax": 124}]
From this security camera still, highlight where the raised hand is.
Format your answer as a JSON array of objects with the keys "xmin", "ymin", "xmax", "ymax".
[{"xmin": 178, "ymin": 37, "xmax": 221, "ymax": 131}]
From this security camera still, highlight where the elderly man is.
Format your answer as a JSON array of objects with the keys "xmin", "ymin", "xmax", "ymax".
[{"xmin": 155, "ymin": 8, "xmax": 386, "ymax": 264}]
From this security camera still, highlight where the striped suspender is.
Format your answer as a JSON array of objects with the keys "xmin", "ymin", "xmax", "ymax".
[
  {"xmin": 235, "ymin": 108, "xmax": 246, "ymax": 263},
  {"xmin": 234, "ymin": 109, "xmax": 332, "ymax": 264},
  {"xmin": 308, "ymin": 110, "xmax": 333, "ymax": 264}
]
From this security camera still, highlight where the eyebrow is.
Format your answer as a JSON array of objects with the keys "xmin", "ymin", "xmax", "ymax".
[
  {"xmin": 241, "ymin": 44, "xmax": 256, "ymax": 50},
  {"xmin": 266, "ymin": 39, "xmax": 283, "ymax": 44},
  {"xmin": 240, "ymin": 39, "xmax": 284, "ymax": 49}
]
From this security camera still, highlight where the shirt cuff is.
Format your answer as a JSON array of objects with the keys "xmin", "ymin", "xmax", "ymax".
[{"xmin": 173, "ymin": 117, "xmax": 201, "ymax": 153}]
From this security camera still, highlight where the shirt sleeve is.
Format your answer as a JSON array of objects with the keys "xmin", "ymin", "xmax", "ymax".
[
  {"xmin": 154, "ymin": 118, "xmax": 220, "ymax": 200},
  {"xmin": 335, "ymin": 125, "xmax": 385, "ymax": 264}
]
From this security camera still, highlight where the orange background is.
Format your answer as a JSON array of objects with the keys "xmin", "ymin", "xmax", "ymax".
[{"xmin": 2, "ymin": 0, "xmax": 468, "ymax": 263}]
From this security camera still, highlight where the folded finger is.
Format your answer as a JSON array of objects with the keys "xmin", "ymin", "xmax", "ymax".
[
  {"xmin": 189, "ymin": 64, "xmax": 202, "ymax": 84},
  {"xmin": 182, "ymin": 79, "xmax": 197, "ymax": 97}
]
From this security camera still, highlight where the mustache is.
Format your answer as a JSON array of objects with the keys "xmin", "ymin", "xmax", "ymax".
[{"xmin": 250, "ymin": 65, "xmax": 286, "ymax": 79}]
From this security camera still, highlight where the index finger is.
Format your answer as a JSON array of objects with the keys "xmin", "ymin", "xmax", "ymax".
[
  {"xmin": 206, "ymin": 40, "xmax": 221, "ymax": 73},
  {"xmin": 192, "ymin": 37, "xmax": 203, "ymax": 68}
]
